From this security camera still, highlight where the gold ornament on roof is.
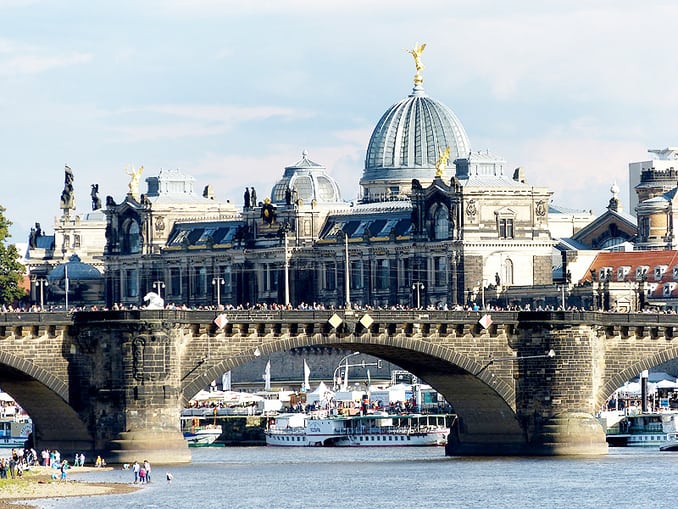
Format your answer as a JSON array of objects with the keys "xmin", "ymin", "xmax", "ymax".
[
  {"xmin": 406, "ymin": 42, "xmax": 426, "ymax": 85},
  {"xmin": 435, "ymin": 146, "xmax": 450, "ymax": 177},
  {"xmin": 126, "ymin": 165, "xmax": 144, "ymax": 199}
]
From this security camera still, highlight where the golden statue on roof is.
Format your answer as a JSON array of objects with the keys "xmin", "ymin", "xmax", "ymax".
[
  {"xmin": 406, "ymin": 42, "xmax": 426, "ymax": 84},
  {"xmin": 435, "ymin": 146, "xmax": 450, "ymax": 177},
  {"xmin": 126, "ymin": 164, "xmax": 144, "ymax": 199}
]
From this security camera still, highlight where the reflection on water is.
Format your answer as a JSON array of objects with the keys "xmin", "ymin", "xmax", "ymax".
[{"xmin": 9, "ymin": 446, "xmax": 677, "ymax": 509}]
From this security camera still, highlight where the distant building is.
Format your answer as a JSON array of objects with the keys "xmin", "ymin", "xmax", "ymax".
[
  {"xmin": 102, "ymin": 53, "xmax": 554, "ymax": 310},
  {"xmin": 629, "ymin": 147, "xmax": 678, "ymax": 217}
]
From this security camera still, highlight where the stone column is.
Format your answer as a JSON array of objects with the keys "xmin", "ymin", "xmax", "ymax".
[
  {"xmin": 84, "ymin": 315, "xmax": 190, "ymax": 465},
  {"xmin": 514, "ymin": 324, "xmax": 608, "ymax": 455}
]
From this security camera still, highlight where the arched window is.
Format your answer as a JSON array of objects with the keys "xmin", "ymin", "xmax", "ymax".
[
  {"xmin": 434, "ymin": 205, "xmax": 449, "ymax": 240},
  {"xmin": 123, "ymin": 220, "xmax": 141, "ymax": 254},
  {"xmin": 504, "ymin": 259, "xmax": 514, "ymax": 285}
]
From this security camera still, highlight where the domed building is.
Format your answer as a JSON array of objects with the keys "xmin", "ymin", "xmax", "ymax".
[
  {"xmin": 99, "ymin": 44, "xmax": 554, "ymax": 310},
  {"xmin": 361, "ymin": 80, "xmax": 470, "ymax": 201},
  {"xmin": 47, "ymin": 254, "xmax": 104, "ymax": 307}
]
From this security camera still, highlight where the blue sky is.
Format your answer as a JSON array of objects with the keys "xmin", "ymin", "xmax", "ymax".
[{"xmin": 2, "ymin": 0, "xmax": 677, "ymax": 241}]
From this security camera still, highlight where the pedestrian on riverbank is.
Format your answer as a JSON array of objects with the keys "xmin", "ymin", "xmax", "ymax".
[
  {"xmin": 132, "ymin": 460, "xmax": 140, "ymax": 483},
  {"xmin": 143, "ymin": 459, "xmax": 151, "ymax": 482}
]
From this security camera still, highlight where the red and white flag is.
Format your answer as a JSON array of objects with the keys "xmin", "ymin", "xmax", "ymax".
[
  {"xmin": 479, "ymin": 314, "xmax": 492, "ymax": 329},
  {"xmin": 214, "ymin": 313, "xmax": 228, "ymax": 329}
]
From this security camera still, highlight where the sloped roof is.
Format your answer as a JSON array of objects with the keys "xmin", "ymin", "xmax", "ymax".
[{"xmin": 581, "ymin": 250, "xmax": 678, "ymax": 299}]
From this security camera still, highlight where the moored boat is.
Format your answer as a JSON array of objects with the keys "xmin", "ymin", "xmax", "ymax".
[
  {"xmin": 265, "ymin": 412, "xmax": 453, "ymax": 447},
  {"xmin": 659, "ymin": 432, "xmax": 678, "ymax": 451},
  {"xmin": 602, "ymin": 410, "xmax": 678, "ymax": 447},
  {"xmin": 0, "ymin": 417, "xmax": 32, "ymax": 449},
  {"xmin": 182, "ymin": 417, "xmax": 222, "ymax": 446}
]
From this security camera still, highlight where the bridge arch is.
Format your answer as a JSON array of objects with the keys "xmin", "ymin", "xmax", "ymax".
[
  {"xmin": 599, "ymin": 345, "xmax": 678, "ymax": 409},
  {"xmin": 0, "ymin": 351, "xmax": 92, "ymax": 450},
  {"xmin": 180, "ymin": 332, "xmax": 522, "ymax": 448}
]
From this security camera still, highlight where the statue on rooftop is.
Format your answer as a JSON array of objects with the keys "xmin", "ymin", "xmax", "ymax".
[
  {"xmin": 60, "ymin": 164, "xmax": 75, "ymax": 211},
  {"xmin": 126, "ymin": 165, "xmax": 144, "ymax": 199},
  {"xmin": 435, "ymin": 146, "xmax": 450, "ymax": 177},
  {"xmin": 406, "ymin": 42, "xmax": 426, "ymax": 84}
]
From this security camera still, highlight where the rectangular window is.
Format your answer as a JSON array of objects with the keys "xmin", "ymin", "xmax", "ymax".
[
  {"xmin": 125, "ymin": 269, "xmax": 138, "ymax": 298},
  {"xmin": 499, "ymin": 218, "xmax": 514, "ymax": 239},
  {"xmin": 350, "ymin": 261, "xmax": 363, "ymax": 290},
  {"xmin": 434, "ymin": 257, "xmax": 447, "ymax": 286},
  {"xmin": 169, "ymin": 268, "xmax": 181, "ymax": 296},
  {"xmin": 193, "ymin": 267, "xmax": 207, "ymax": 296},
  {"xmin": 325, "ymin": 262, "xmax": 336, "ymax": 291},
  {"xmin": 376, "ymin": 259, "xmax": 389, "ymax": 290}
]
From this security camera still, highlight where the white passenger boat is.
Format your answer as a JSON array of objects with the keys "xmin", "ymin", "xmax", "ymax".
[
  {"xmin": 265, "ymin": 412, "xmax": 452, "ymax": 447},
  {"xmin": 0, "ymin": 417, "xmax": 32, "ymax": 449},
  {"xmin": 182, "ymin": 418, "xmax": 222, "ymax": 446},
  {"xmin": 603, "ymin": 410, "xmax": 678, "ymax": 447}
]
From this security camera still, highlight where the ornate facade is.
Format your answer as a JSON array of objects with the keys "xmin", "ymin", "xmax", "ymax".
[{"xmin": 102, "ymin": 48, "xmax": 554, "ymax": 309}]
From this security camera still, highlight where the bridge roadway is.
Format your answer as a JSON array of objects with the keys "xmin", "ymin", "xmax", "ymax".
[{"xmin": 0, "ymin": 309, "xmax": 677, "ymax": 463}]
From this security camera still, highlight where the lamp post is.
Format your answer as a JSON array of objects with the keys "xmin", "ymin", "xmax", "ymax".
[
  {"xmin": 152, "ymin": 280, "xmax": 165, "ymax": 300},
  {"xmin": 283, "ymin": 228, "xmax": 290, "ymax": 307},
  {"xmin": 412, "ymin": 281, "xmax": 425, "ymax": 309},
  {"xmin": 35, "ymin": 278, "xmax": 48, "ymax": 310},
  {"xmin": 212, "ymin": 277, "xmax": 225, "ymax": 308},
  {"xmin": 343, "ymin": 230, "xmax": 350, "ymax": 309},
  {"xmin": 476, "ymin": 349, "xmax": 556, "ymax": 376},
  {"xmin": 478, "ymin": 279, "xmax": 487, "ymax": 310},
  {"xmin": 332, "ymin": 351, "xmax": 381, "ymax": 391}
]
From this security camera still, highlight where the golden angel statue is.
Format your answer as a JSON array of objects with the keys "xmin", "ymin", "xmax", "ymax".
[
  {"xmin": 407, "ymin": 42, "xmax": 426, "ymax": 72},
  {"xmin": 127, "ymin": 165, "xmax": 144, "ymax": 198},
  {"xmin": 435, "ymin": 146, "xmax": 450, "ymax": 177}
]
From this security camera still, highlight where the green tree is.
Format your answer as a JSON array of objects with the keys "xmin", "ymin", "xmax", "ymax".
[{"xmin": 0, "ymin": 205, "xmax": 26, "ymax": 305}]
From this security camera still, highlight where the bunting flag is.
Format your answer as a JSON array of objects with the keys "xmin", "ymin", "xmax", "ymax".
[
  {"xmin": 303, "ymin": 359, "xmax": 311, "ymax": 391},
  {"xmin": 479, "ymin": 314, "xmax": 492, "ymax": 329},
  {"xmin": 214, "ymin": 313, "xmax": 228, "ymax": 329},
  {"xmin": 263, "ymin": 360, "xmax": 271, "ymax": 391}
]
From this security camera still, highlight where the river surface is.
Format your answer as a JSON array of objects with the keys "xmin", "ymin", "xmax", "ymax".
[{"xmin": 8, "ymin": 446, "xmax": 678, "ymax": 509}]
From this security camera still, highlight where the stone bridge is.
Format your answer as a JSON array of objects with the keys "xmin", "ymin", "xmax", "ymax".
[{"xmin": 1, "ymin": 309, "xmax": 678, "ymax": 463}]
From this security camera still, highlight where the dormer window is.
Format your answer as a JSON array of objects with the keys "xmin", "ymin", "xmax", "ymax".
[
  {"xmin": 599, "ymin": 267, "xmax": 612, "ymax": 281},
  {"xmin": 654, "ymin": 265, "xmax": 668, "ymax": 281},
  {"xmin": 672, "ymin": 266, "xmax": 678, "ymax": 280},
  {"xmin": 663, "ymin": 283, "xmax": 676, "ymax": 296},
  {"xmin": 617, "ymin": 266, "xmax": 630, "ymax": 281},
  {"xmin": 636, "ymin": 266, "xmax": 649, "ymax": 281}
]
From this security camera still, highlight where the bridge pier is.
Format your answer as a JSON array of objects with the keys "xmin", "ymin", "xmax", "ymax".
[{"xmin": 76, "ymin": 314, "xmax": 191, "ymax": 464}]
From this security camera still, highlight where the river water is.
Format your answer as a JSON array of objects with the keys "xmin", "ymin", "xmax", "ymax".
[{"xmin": 10, "ymin": 446, "xmax": 678, "ymax": 509}]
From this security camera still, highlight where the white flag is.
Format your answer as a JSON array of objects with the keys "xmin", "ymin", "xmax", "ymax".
[
  {"xmin": 263, "ymin": 360, "xmax": 271, "ymax": 391},
  {"xmin": 222, "ymin": 371, "xmax": 232, "ymax": 391},
  {"xmin": 303, "ymin": 359, "xmax": 311, "ymax": 391}
]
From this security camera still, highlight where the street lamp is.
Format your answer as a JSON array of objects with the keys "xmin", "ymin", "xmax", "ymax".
[
  {"xmin": 212, "ymin": 277, "xmax": 225, "ymax": 308},
  {"xmin": 333, "ymin": 352, "xmax": 359, "ymax": 391},
  {"xmin": 412, "ymin": 281, "xmax": 425, "ymax": 309},
  {"xmin": 343, "ymin": 230, "xmax": 350, "ymax": 309},
  {"xmin": 283, "ymin": 227, "xmax": 290, "ymax": 307},
  {"xmin": 152, "ymin": 280, "xmax": 165, "ymax": 300},
  {"xmin": 476, "ymin": 349, "xmax": 556, "ymax": 376},
  {"xmin": 34, "ymin": 278, "xmax": 48, "ymax": 310},
  {"xmin": 332, "ymin": 351, "xmax": 382, "ymax": 391}
]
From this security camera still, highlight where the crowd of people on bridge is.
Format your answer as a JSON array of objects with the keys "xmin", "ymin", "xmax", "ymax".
[{"xmin": 3, "ymin": 300, "xmax": 678, "ymax": 314}]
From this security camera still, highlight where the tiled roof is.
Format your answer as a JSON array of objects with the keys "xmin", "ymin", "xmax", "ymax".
[{"xmin": 582, "ymin": 250, "xmax": 678, "ymax": 299}]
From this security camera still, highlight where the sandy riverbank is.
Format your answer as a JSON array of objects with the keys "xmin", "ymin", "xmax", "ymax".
[{"xmin": 0, "ymin": 466, "xmax": 139, "ymax": 509}]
